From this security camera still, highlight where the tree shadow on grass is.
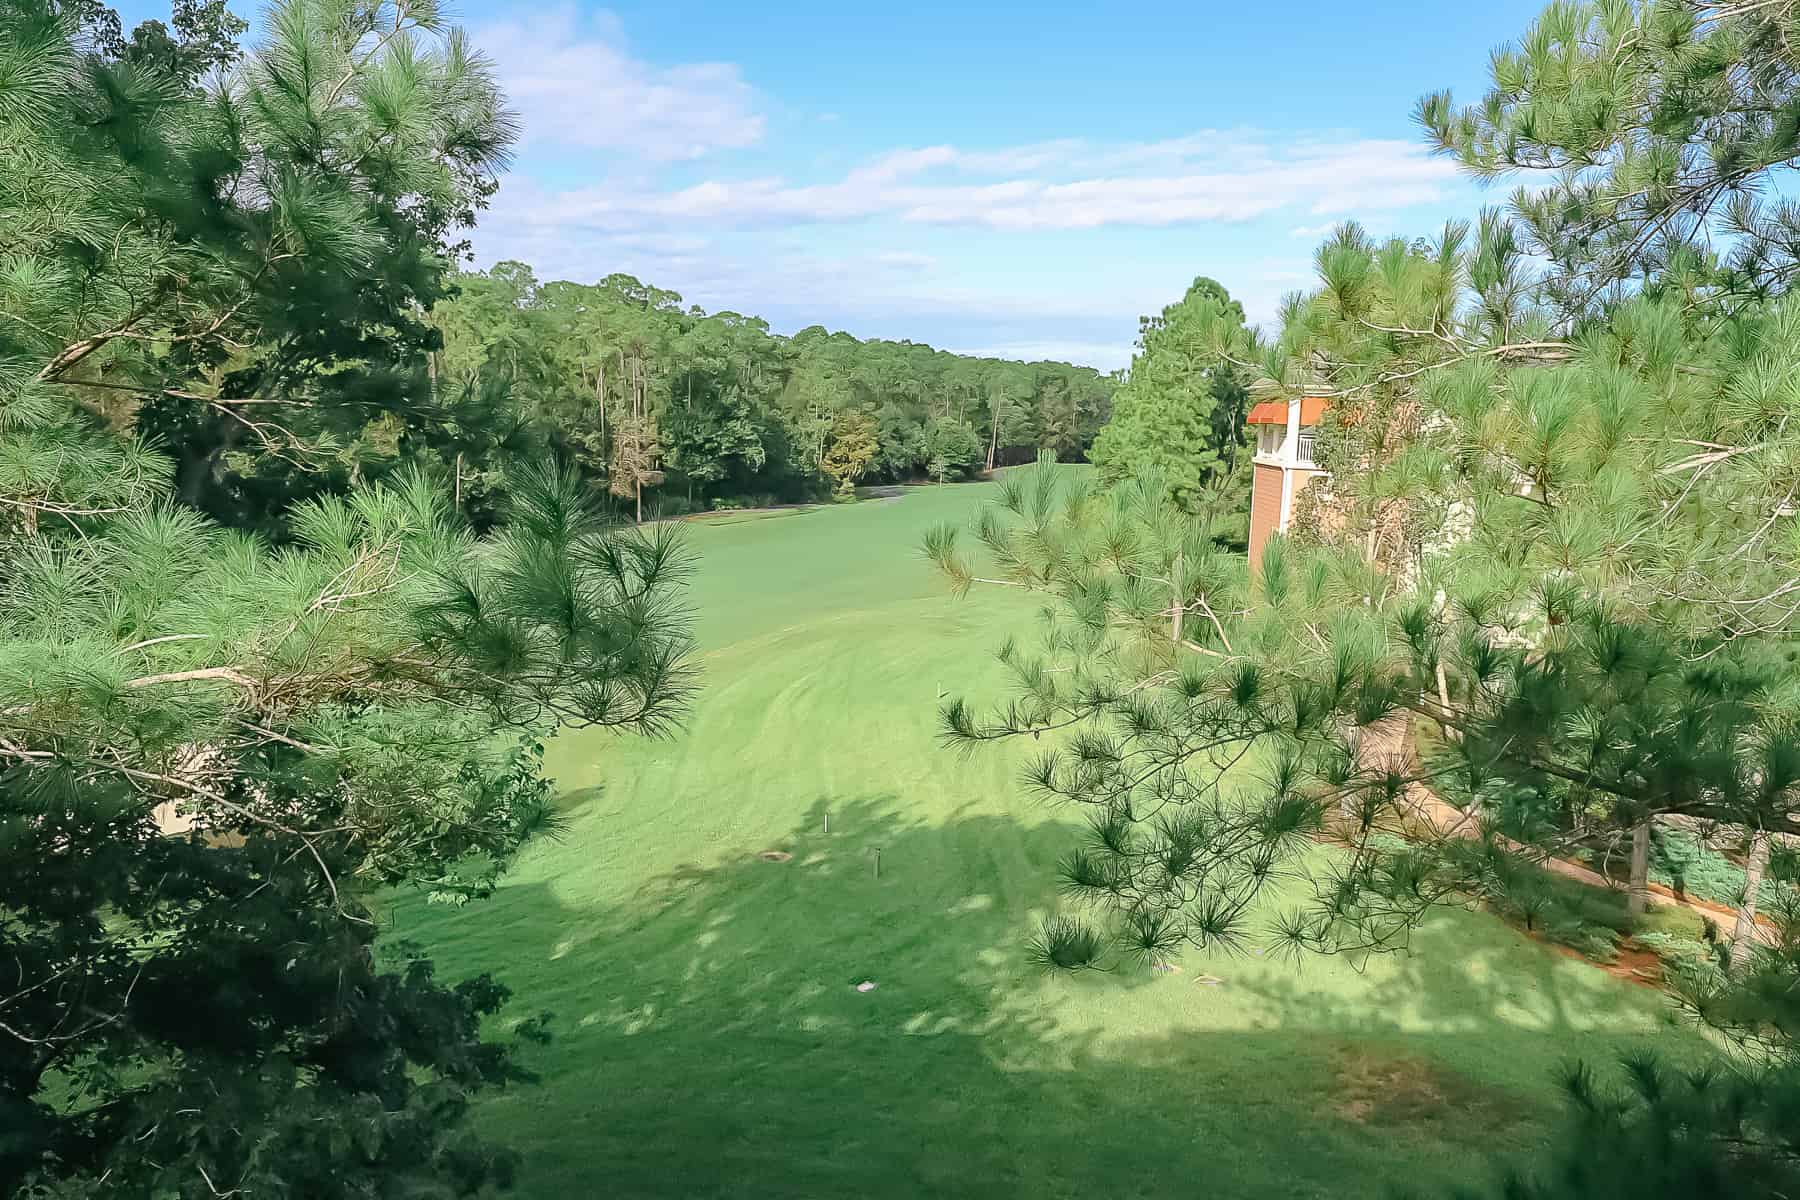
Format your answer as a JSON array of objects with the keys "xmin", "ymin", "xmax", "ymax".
[{"xmin": 394, "ymin": 795, "xmax": 1698, "ymax": 1200}]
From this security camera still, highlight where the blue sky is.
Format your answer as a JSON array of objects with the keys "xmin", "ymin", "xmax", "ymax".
[{"xmin": 129, "ymin": 0, "xmax": 1551, "ymax": 369}]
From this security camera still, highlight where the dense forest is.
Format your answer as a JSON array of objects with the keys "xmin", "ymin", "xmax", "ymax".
[{"xmin": 428, "ymin": 263, "xmax": 1116, "ymax": 523}]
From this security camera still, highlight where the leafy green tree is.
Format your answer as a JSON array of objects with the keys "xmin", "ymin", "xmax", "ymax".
[
  {"xmin": 924, "ymin": 416, "xmax": 985, "ymax": 484},
  {"xmin": 664, "ymin": 370, "xmax": 768, "ymax": 498},
  {"xmin": 981, "ymin": 361, "xmax": 1037, "ymax": 470},
  {"xmin": 431, "ymin": 364, "xmax": 543, "ymax": 530},
  {"xmin": 821, "ymin": 409, "xmax": 878, "ymax": 498},
  {"xmin": 1032, "ymin": 371, "xmax": 1088, "ymax": 461},
  {"xmin": 872, "ymin": 401, "xmax": 928, "ymax": 479},
  {"xmin": 662, "ymin": 315, "xmax": 778, "ymax": 502},
  {"xmin": 778, "ymin": 356, "xmax": 847, "ymax": 479},
  {"xmin": 1088, "ymin": 277, "xmax": 1251, "ymax": 508}
]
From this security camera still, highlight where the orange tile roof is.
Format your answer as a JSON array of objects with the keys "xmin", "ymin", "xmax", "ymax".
[{"xmin": 1244, "ymin": 396, "xmax": 1329, "ymax": 426}]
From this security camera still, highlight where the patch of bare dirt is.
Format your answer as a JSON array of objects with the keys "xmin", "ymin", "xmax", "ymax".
[
  {"xmin": 1327, "ymin": 1045, "xmax": 1530, "ymax": 1134},
  {"xmin": 1524, "ymin": 932, "xmax": 1664, "ymax": 989},
  {"xmin": 758, "ymin": 850, "xmax": 793, "ymax": 863}
]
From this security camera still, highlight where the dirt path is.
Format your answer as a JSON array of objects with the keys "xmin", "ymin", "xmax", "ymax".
[
  {"xmin": 643, "ymin": 484, "xmax": 915, "ymax": 529},
  {"xmin": 1360, "ymin": 716, "xmax": 1774, "ymax": 945},
  {"xmin": 1402, "ymin": 770, "xmax": 1774, "ymax": 944}
]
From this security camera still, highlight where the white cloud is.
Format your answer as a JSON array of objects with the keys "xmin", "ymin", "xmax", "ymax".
[
  {"xmin": 475, "ymin": 225, "xmax": 1088, "ymax": 318},
  {"xmin": 462, "ymin": 95, "xmax": 1468, "ymax": 372},
  {"xmin": 1288, "ymin": 222, "xmax": 1338, "ymax": 239},
  {"xmin": 869, "ymin": 251, "xmax": 937, "ymax": 271},
  {"xmin": 475, "ymin": 7, "xmax": 764, "ymax": 160},
  {"xmin": 489, "ymin": 132, "xmax": 1459, "ymax": 234},
  {"xmin": 463, "ymin": 215, "xmax": 1152, "ymax": 369}
]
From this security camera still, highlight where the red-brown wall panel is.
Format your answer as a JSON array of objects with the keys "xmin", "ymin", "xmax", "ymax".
[{"xmin": 1249, "ymin": 463, "xmax": 1284, "ymax": 574}]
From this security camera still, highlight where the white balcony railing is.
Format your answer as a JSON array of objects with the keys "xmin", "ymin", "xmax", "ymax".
[{"xmin": 1295, "ymin": 431, "xmax": 1316, "ymax": 465}]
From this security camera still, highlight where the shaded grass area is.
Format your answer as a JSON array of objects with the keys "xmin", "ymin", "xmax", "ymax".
[
  {"xmin": 1527, "ymin": 862, "xmax": 1707, "ymax": 941},
  {"xmin": 390, "ymin": 476, "xmax": 1705, "ymax": 1199}
]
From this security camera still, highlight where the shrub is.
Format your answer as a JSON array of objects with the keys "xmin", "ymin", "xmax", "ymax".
[
  {"xmin": 1365, "ymin": 831, "xmax": 1413, "ymax": 855},
  {"xmin": 1650, "ymin": 828, "xmax": 1747, "ymax": 907},
  {"xmin": 1028, "ymin": 916, "xmax": 1106, "ymax": 971},
  {"xmin": 1548, "ymin": 920, "xmax": 1621, "ymax": 964},
  {"xmin": 1635, "ymin": 932, "xmax": 1729, "ymax": 992}
]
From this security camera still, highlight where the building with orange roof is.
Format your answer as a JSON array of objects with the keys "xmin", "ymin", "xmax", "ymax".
[{"xmin": 1245, "ymin": 395, "xmax": 1329, "ymax": 573}]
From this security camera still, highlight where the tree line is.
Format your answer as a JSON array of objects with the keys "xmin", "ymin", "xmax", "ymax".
[{"xmin": 429, "ymin": 262, "xmax": 1116, "ymax": 523}]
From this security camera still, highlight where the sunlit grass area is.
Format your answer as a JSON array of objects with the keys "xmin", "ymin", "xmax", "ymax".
[{"xmin": 390, "ymin": 475, "xmax": 1702, "ymax": 1199}]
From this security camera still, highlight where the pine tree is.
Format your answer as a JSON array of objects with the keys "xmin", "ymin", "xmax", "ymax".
[
  {"xmin": 1419, "ymin": 0, "xmax": 1800, "ymax": 317},
  {"xmin": 821, "ymin": 409, "xmax": 878, "ymax": 498},
  {"xmin": 1435, "ymin": 1057, "xmax": 1800, "ymax": 1200},
  {"xmin": 1, "ymin": 0, "xmax": 521, "ymax": 535},
  {"xmin": 609, "ymin": 392, "xmax": 665, "ymax": 523},
  {"xmin": 930, "ymin": 228, "xmax": 1800, "ymax": 967},
  {"xmin": 930, "ymin": 3, "xmax": 1800, "ymax": 1193},
  {"xmin": 0, "ymin": 4, "xmax": 696, "ymax": 1194},
  {"xmin": 1089, "ymin": 277, "xmax": 1251, "ymax": 510}
]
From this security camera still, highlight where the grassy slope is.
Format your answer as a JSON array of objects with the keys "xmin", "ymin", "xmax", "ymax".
[{"xmin": 391, "ymin": 477, "xmax": 1700, "ymax": 1199}]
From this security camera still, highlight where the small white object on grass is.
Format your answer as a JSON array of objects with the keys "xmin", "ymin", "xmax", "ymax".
[{"xmin": 855, "ymin": 980, "xmax": 877, "ymax": 993}]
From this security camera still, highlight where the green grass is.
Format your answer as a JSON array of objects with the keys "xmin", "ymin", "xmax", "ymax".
[{"xmin": 391, "ymin": 475, "xmax": 1705, "ymax": 1199}]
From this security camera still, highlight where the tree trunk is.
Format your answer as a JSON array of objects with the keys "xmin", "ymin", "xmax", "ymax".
[
  {"xmin": 616, "ymin": 347, "xmax": 627, "ymax": 455},
  {"xmin": 1433, "ymin": 660, "xmax": 1458, "ymax": 742},
  {"xmin": 1626, "ymin": 819, "xmax": 1650, "ymax": 919},
  {"xmin": 1731, "ymin": 828, "xmax": 1772, "ymax": 975},
  {"xmin": 179, "ymin": 442, "xmax": 226, "ymax": 508},
  {"xmin": 453, "ymin": 452, "xmax": 463, "ymax": 513},
  {"xmin": 1169, "ymin": 551, "xmax": 1184, "ymax": 645}
]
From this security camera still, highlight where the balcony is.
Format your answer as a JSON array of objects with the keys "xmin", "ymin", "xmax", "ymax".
[{"xmin": 1252, "ymin": 427, "xmax": 1320, "ymax": 468}]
